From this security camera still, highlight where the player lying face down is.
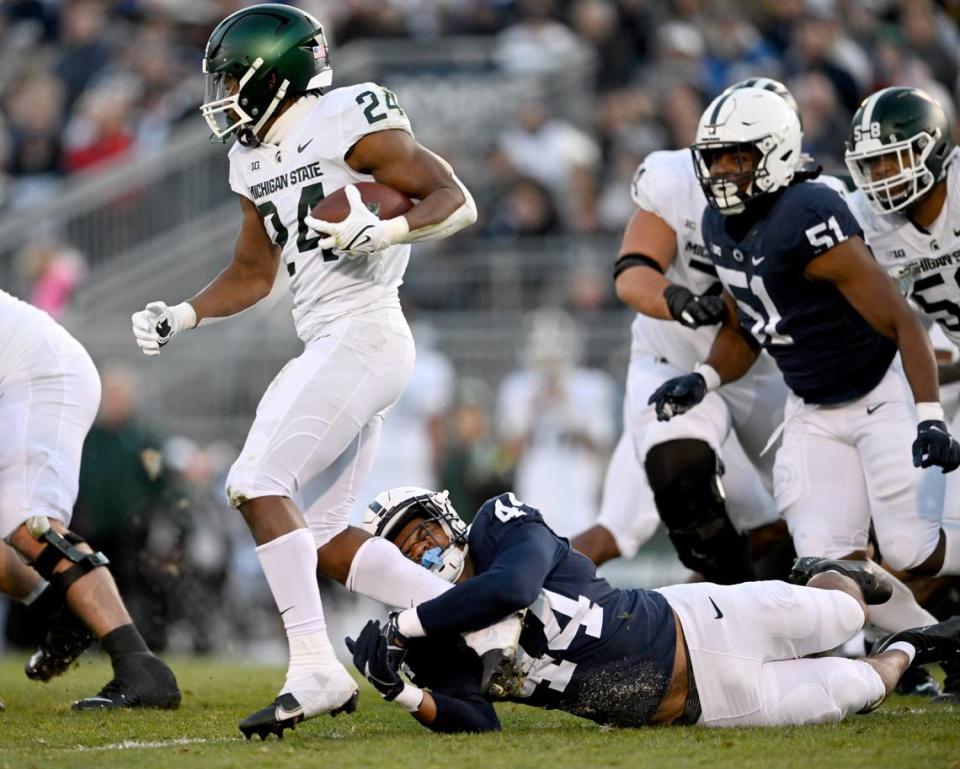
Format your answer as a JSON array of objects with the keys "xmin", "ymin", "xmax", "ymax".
[{"xmin": 346, "ymin": 487, "xmax": 960, "ymax": 731}]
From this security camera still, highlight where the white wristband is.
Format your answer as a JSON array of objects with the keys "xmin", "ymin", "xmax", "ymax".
[
  {"xmin": 917, "ymin": 402, "xmax": 945, "ymax": 423},
  {"xmin": 170, "ymin": 301, "xmax": 197, "ymax": 331},
  {"xmin": 396, "ymin": 607, "xmax": 426, "ymax": 638},
  {"xmin": 393, "ymin": 683, "xmax": 424, "ymax": 712},
  {"xmin": 381, "ymin": 216, "xmax": 411, "ymax": 245},
  {"xmin": 694, "ymin": 363, "xmax": 722, "ymax": 392}
]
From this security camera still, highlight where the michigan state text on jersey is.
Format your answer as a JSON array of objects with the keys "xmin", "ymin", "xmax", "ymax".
[
  {"xmin": 131, "ymin": 3, "xmax": 477, "ymax": 739},
  {"xmin": 351, "ymin": 488, "xmax": 956, "ymax": 729}
]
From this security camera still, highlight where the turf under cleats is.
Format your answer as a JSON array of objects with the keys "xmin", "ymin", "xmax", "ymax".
[
  {"xmin": 25, "ymin": 609, "xmax": 93, "ymax": 682},
  {"xmin": 72, "ymin": 653, "xmax": 181, "ymax": 710},
  {"xmin": 239, "ymin": 663, "xmax": 360, "ymax": 740},
  {"xmin": 238, "ymin": 689, "xmax": 358, "ymax": 740},
  {"xmin": 875, "ymin": 615, "xmax": 960, "ymax": 666},
  {"xmin": 788, "ymin": 557, "xmax": 893, "ymax": 605}
]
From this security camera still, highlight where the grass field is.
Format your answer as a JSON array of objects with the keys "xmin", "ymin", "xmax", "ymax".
[{"xmin": 0, "ymin": 656, "xmax": 958, "ymax": 769}]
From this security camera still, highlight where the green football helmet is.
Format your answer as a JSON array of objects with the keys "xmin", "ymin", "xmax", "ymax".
[
  {"xmin": 845, "ymin": 87, "xmax": 954, "ymax": 214},
  {"xmin": 201, "ymin": 3, "xmax": 332, "ymax": 146}
]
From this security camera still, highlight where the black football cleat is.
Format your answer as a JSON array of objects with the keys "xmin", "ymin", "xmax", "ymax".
[
  {"xmin": 72, "ymin": 653, "xmax": 181, "ymax": 710},
  {"xmin": 789, "ymin": 557, "xmax": 893, "ymax": 605},
  {"xmin": 25, "ymin": 609, "xmax": 93, "ymax": 682},
  {"xmin": 239, "ymin": 690, "xmax": 359, "ymax": 740},
  {"xmin": 874, "ymin": 615, "xmax": 960, "ymax": 666},
  {"xmin": 894, "ymin": 662, "xmax": 942, "ymax": 698}
]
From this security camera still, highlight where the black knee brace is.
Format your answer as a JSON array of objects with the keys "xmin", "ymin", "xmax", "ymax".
[
  {"xmin": 645, "ymin": 439, "xmax": 756, "ymax": 584},
  {"xmin": 25, "ymin": 516, "xmax": 110, "ymax": 594}
]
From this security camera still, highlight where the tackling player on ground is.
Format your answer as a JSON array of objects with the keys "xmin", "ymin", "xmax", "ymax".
[
  {"xmin": 130, "ymin": 4, "xmax": 476, "ymax": 738},
  {"xmin": 347, "ymin": 488, "xmax": 960, "ymax": 730}
]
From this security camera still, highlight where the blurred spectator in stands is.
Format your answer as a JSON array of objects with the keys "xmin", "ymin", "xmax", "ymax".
[
  {"xmin": 5, "ymin": 73, "xmax": 65, "ymax": 206},
  {"xmin": 701, "ymin": 7, "xmax": 779, "ymax": 96},
  {"xmin": 485, "ymin": 172, "xmax": 560, "ymax": 237},
  {"xmin": 353, "ymin": 311, "xmax": 455, "ymax": 519},
  {"xmin": 440, "ymin": 377, "xmax": 513, "ymax": 524},
  {"xmin": 163, "ymin": 436, "xmax": 235, "ymax": 653},
  {"xmin": 642, "ymin": 20, "xmax": 706, "ymax": 95},
  {"xmin": 791, "ymin": 71, "xmax": 847, "ymax": 172},
  {"xmin": 494, "ymin": 0, "xmax": 589, "ymax": 74},
  {"xmin": 900, "ymin": 0, "xmax": 959, "ymax": 91},
  {"xmin": 334, "ymin": 0, "xmax": 408, "ymax": 45},
  {"xmin": 16, "ymin": 240, "xmax": 88, "ymax": 320},
  {"xmin": 62, "ymin": 80, "xmax": 136, "ymax": 173},
  {"xmin": 661, "ymin": 82, "xmax": 704, "ymax": 148},
  {"xmin": 783, "ymin": 7, "xmax": 860, "ymax": 113},
  {"xmin": 54, "ymin": 0, "xmax": 112, "ymax": 110},
  {"xmin": 569, "ymin": 0, "xmax": 637, "ymax": 92},
  {"xmin": 498, "ymin": 99, "xmax": 601, "ymax": 232},
  {"xmin": 72, "ymin": 364, "xmax": 179, "ymax": 651},
  {"xmin": 497, "ymin": 309, "xmax": 616, "ymax": 537}
]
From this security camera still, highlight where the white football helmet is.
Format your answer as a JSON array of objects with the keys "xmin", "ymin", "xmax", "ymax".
[
  {"xmin": 692, "ymin": 87, "xmax": 803, "ymax": 215},
  {"xmin": 363, "ymin": 487, "xmax": 468, "ymax": 583}
]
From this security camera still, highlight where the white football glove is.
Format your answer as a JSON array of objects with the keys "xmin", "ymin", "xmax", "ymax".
[
  {"xmin": 131, "ymin": 301, "xmax": 196, "ymax": 356},
  {"xmin": 304, "ymin": 184, "xmax": 409, "ymax": 258}
]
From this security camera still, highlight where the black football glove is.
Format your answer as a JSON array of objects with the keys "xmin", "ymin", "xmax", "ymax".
[
  {"xmin": 664, "ymin": 285, "xmax": 727, "ymax": 329},
  {"xmin": 648, "ymin": 373, "xmax": 708, "ymax": 422},
  {"xmin": 912, "ymin": 420, "xmax": 960, "ymax": 472},
  {"xmin": 345, "ymin": 619, "xmax": 406, "ymax": 700}
]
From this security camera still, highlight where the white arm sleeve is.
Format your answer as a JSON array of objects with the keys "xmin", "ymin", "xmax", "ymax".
[{"xmin": 402, "ymin": 153, "xmax": 477, "ymax": 244}]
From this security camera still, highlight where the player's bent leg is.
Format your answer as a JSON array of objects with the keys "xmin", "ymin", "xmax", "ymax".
[
  {"xmin": 583, "ymin": 428, "xmax": 659, "ymax": 565},
  {"xmin": 645, "ymin": 439, "xmax": 755, "ymax": 584},
  {"xmin": 747, "ymin": 657, "xmax": 888, "ymax": 727},
  {"xmin": 6, "ymin": 518, "xmax": 180, "ymax": 709}
]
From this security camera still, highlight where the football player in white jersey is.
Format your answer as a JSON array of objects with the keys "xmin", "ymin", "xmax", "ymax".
[
  {"xmin": 130, "ymin": 4, "xmax": 476, "ymax": 738},
  {"xmin": 846, "ymin": 86, "xmax": 960, "ymax": 698},
  {"xmin": 0, "ymin": 291, "xmax": 180, "ymax": 710},
  {"xmin": 573, "ymin": 79, "xmax": 818, "ymax": 584}
]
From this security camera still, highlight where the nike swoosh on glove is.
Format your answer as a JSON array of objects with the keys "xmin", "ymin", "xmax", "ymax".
[
  {"xmin": 130, "ymin": 301, "xmax": 195, "ymax": 356},
  {"xmin": 648, "ymin": 373, "xmax": 708, "ymax": 422},
  {"xmin": 305, "ymin": 184, "xmax": 408, "ymax": 258},
  {"xmin": 913, "ymin": 420, "xmax": 960, "ymax": 472}
]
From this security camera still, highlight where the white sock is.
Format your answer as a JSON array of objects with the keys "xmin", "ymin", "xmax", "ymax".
[
  {"xmin": 867, "ymin": 570, "xmax": 937, "ymax": 634},
  {"xmin": 346, "ymin": 537, "xmax": 452, "ymax": 608},
  {"xmin": 256, "ymin": 528, "xmax": 328, "ymax": 638},
  {"xmin": 884, "ymin": 640, "xmax": 917, "ymax": 665}
]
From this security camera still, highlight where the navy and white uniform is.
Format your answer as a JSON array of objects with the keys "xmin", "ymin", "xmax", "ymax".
[
  {"xmin": 404, "ymin": 493, "xmax": 884, "ymax": 729},
  {"xmin": 703, "ymin": 182, "xmax": 929, "ymax": 572},
  {"xmin": 598, "ymin": 150, "xmax": 785, "ymax": 559}
]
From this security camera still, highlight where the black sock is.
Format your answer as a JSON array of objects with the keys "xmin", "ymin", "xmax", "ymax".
[{"xmin": 100, "ymin": 623, "xmax": 150, "ymax": 664}]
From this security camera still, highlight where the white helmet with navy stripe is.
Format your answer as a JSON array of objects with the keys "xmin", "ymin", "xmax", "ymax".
[
  {"xmin": 363, "ymin": 487, "xmax": 468, "ymax": 583},
  {"xmin": 692, "ymin": 87, "xmax": 802, "ymax": 215},
  {"xmin": 721, "ymin": 77, "xmax": 801, "ymax": 127}
]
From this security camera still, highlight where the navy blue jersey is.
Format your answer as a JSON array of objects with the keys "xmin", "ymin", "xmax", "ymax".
[
  {"xmin": 702, "ymin": 182, "xmax": 896, "ymax": 404},
  {"xmin": 413, "ymin": 493, "xmax": 677, "ymax": 727}
]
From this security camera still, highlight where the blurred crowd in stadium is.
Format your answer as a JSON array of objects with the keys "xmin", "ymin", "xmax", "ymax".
[{"xmin": 2, "ymin": 0, "xmax": 960, "ymax": 655}]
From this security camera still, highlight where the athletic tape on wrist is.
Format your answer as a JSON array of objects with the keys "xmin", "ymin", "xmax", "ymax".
[
  {"xmin": 393, "ymin": 683, "xmax": 424, "ymax": 712},
  {"xmin": 694, "ymin": 363, "xmax": 722, "ymax": 392},
  {"xmin": 917, "ymin": 402, "xmax": 945, "ymax": 423}
]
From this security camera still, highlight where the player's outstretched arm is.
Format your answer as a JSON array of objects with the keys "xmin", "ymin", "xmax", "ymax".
[
  {"xmin": 805, "ymin": 237, "xmax": 960, "ymax": 471},
  {"xmin": 188, "ymin": 195, "xmax": 282, "ymax": 323},
  {"xmin": 130, "ymin": 195, "xmax": 280, "ymax": 355}
]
